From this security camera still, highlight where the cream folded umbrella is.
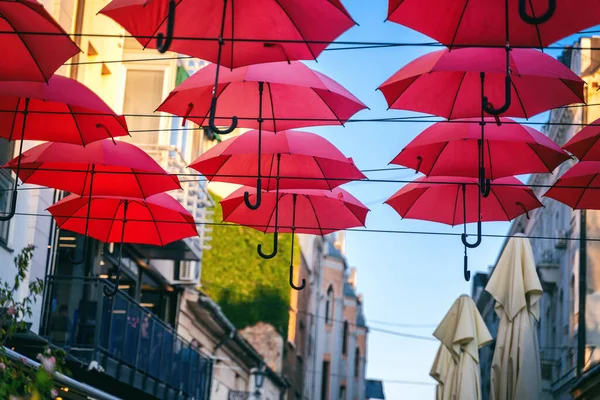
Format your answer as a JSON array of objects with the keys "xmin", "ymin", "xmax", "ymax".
[
  {"xmin": 486, "ymin": 233, "xmax": 543, "ymax": 400},
  {"xmin": 432, "ymin": 295, "xmax": 492, "ymax": 400}
]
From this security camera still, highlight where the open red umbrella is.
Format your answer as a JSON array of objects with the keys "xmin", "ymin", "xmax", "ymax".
[
  {"xmin": 544, "ymin": 162, "xmax": 600, "ymax": 209},
  {"xmin": 387, "ymin": 0, "xmax": 596, "ymax": 48},
  {"xmin": 6, "ymin": 140, "xmax": 181, "ymax": 264},
  {"xmin": 378, "ymin": 47, "xmax": 584, "ymax": 120},
  {"xmin": 387, "ymin": 0, "xmax": 593, "ymax": 115},
  {"xmin": 391, "ymin": 117, "xmax": 570, "ymax": 179},
  {"xmin": 0, "ymin": 0, "xmax": 80, "ymax": 82},
  {"xmin": 100, "ymin": 0, "xmax": 356, "ymax": 134},
  {"xmin": 48, "ymin": 193, "xmax": 198, "ymax": 296},
  {"xmin": 562, "ymin": 119, "xmax": 600, "ymax": 161},
  {"xmin": 189, "ymin": 129, "xmax": 365, "ymax": 208},
  {"xmin": 0, "ymin": 75, "xmax": 130, "ymax": 221},
  {"xmin": 221, "ymin": 186, "xmax": 369, "ymax": 290},
  {"xmin": 385, "ymin": 176, "xmax": 542, "ymax": 280}
]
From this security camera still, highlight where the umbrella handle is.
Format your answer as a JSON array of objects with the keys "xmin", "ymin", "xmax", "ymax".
[
  {"xmin": 209, "ymin": 97, "xmax": 238, "ymax": 135},
  {"xmin": 258, "ymin": 230, "xmax": 278, "ymax": 259},
  {"xmin": 156, "ymin": 0, "xmax": 176, "ymax": 53},
  {"xmin": 290, "ymin": 263, "xmax": 306, "ymax": 291},
  {"xmin": 244, "ymin": 179, "xmax": 262, "ymax": 210},
  {"xmin": 461, "ymin": 220, "xmax": 482, "ymax": 249},
  {"xmin": 288, "ymin": 197, "xmax": 305, "ymax": 290},
  {"xmin": 464, "ymin": 251, "xmax": 471, "ymax": 282},
  {"xmin": 483, "ymin": 75, "xmax": 512, "ymax": 116},
  {"xmin": 68, "ymin": 237, "xmax": 88, "ymax": 265},
  {"xmin": 0, "ymin": 186, "xmax": 18, "ymax": 222},
  {"xmin": 519, "ymin": 0, "xmax": 555, "ymax": 24},
  {"xmin": 69, "ymin": 167, "xmax": 95, "ymax": 265},
  {"xmin": 415, "ymin": 156, "xmax": 423, "ymax": 174},
  {"xmin": 516, "ymin": 201, "xmax": 531, "ymax": 219},
  {"xmin": 479, "ymin": 168, "xmax": 491, "ymax": 198},
  {"xmin": 103, "ymin": 201, "xmax": 128, "ymax": 297}
]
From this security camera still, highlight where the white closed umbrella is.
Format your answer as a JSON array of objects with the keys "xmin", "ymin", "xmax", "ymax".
[
  {"xmin": 486, "ymin": 233, "xmax": 543, "ymax": 400},
  {"xmin": 432, "ymin": 295, "xmax": 492, "ymax": 400}
]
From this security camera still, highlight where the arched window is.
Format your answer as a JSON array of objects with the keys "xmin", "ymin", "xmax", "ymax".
[
  {"xmin": 325, "ymin": 286, "xmax": 334, "ymax": 324},
  {"xmin": 354, "ymin": 347, "xmax": 360, "ymax": 378},
  {"xmin": 342, "ymin": 321, "xmax": 349, "ymax": 354}
]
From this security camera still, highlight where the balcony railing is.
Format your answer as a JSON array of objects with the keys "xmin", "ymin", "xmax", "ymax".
[
  {"xmin": 228, "ymin": 390, "xmax": 253, "ymax": 400},
  {"xmin": 40, "ymin": 276, "xmax": 212, "ymax": 399}
]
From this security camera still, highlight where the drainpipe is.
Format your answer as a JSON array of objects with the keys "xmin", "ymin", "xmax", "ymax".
[
  {"xmin": 206, "ymin": 329, "xmax": 235, "ymax": 399},
  {"xmin": 577, "ymin": 209, "xmax": 587, "ymax": 376}
]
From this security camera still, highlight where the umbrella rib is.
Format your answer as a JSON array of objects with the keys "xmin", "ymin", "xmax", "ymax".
[
  {"xmin": 66, "ymin": 104, "xmax": 86, "ymax": 147},
  {"xmin": 106, "ymin": 199, "xmax": 123, "ymax": 243},
  {"xmin": 447, "ymin": 72, "xmax": 467, "ymax": 119},
  {"xmin": 510, "ymin": 78, "xmax": 528, "ymax": 119},
  {"xmin": 54, "ymin": 200, "xmax": 91, "ymax": 231},
  {"xmin": 306, "ymin": 195, "xmax": 325, "ymax": 236},
  {"xmin": 313, "ymin": 89, "xmax": 344, "ymax": 126},
  {"xmin": 449, "ymin": 0, "xmax": 471, "ymax": 49},
  {"xmin": 313, "ymin": 157, "xmax": 333, "ymax": 190},
  {"xmin": 199, "ymin": 82, "xmax": 232, "ymax": 127},
  {"xmin": 144, "ymin": 203, "xmax": 165, "ymax": 247},
  {"xmin": 80, "ymin": 164, "xmax": 91, "ymax": 196},
  {"xmin": 527, "ymin": 0, "xmax": 545, "ymax": 49},
  {"xmin": 273, "ymin": 0, "xmax": 317, "ymax": 60},
  {"xmin": 578, "ymin": 136, "xmax": 600, "ymax": 161},
  {"xmin": 394, "ymin": 187, "xmax": 427, "ymax": 222},
  {"xmin": 267, "ymin": 82, "xmax": 277, "ymax": 133},
  {"xmin": 489, "ymin": 187, "xmax": 512, "ymax": 221},
  {"xmin": 266, "ymin": 153, "xmax": 276, "ymax": 193},
  {"xmin": 145, "ymin": 0, "xmax": 184, "ymax": 49},
  {"xmin": 560, "ymin": 78, "xmax": 586, "ymax": 104},
  {"xmin": 342, "ymin": 199, "xmax": 368, "ymax": 228},
  {"xmin": 1, "ymin": 14, "xmax": 47, "ymax": 82},
  {"xmin": 486, "ymin": 139, "xmax": 494, "ymax": 179},
  {"xmin": 427, "ymin": 142, "xmax": 450, "ymax": 176},
  {"xmin": 265, "ymin": 191, "xmax": 284, "ymax": 233},
  {"xmin": 573, "ymin": 174, "xmax": 597, "ymax": 210},
  {"xmin": 525, "ymin": 142, "xmax": 552, "ymax": 173},
  {"xmin": 131, "ymin": 169, "xmax": 148, "ymax": 199}
]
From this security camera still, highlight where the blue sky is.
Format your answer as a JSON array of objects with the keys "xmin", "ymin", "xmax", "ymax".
[{"xmin": 301, "ymin": 1, "xmax": 589, "ymax": 398}]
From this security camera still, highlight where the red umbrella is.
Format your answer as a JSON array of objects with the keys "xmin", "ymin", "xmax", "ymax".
[
  {"xmin": 100, "ymin": 0, "xmax": 355, "ymax": 135},
  {"xmin": 221, "ymin": 186, "xmax": 369, "ymax": 290},
  {"xmin": 0, "ymin": 75, "xmax": 130, "ymax": 221},
  {"xmin": 385, "ymin": 176, "xmax": 542, "ymax": 280},
  {"xmin": 387, "ymin": 0, "xmax": 594, "ymax": 48},
  {"xmin": 158, "ymin": 61, "xmax": 366, "ymax": 134},
  {"xmin": 189, "ymin": 129, "xmax": 365, "ymax": 208},
  {"xmin": 378, "ymin": 47, "xmax": 584, "ymax": 120},
  {"xmin": 0, "ymin": 0, "xmax": 80, "ymax": 82},
  {"xmin": 48, "ymin": 193, "xmax": 198, "ymax": 296},
  {"xmin": 562, "ymin": 119, "xmax": 600, "ymax": 161},
  {"xmin": 391, "ymin": 117, "xmax": 570, "ymax": 179},
  {"xmin": 6, "ymin": 140, "xmax": 181, "ymax": 264},
  {"xmin": 544, "ymin": 162, "xmax": 600, "ymax": 209}
]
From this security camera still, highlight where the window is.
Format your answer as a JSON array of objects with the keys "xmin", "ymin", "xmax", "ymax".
[
  {"xmin": 122, "ymin": 69, "xmax": 165, "ymax": 146},
  {"xmin": 0, "ymin": 138, "xmax": 14, "ymax": 244},
  {"xmin": 325, "ymin": 286, "xmax": 333, "ymax": 324},
  {"xmin": 342, "ymin": 321, "xmax": 349, "ymax": 354},
  {"xmin": 339, "ymin": 385, "xmax": 346, "ymax": 400},
  {"xmin": 354, "ymin": 348, "xmax": 360, "ymax": 378},
  {"xmin": 321, "ymin": 361, "xmax": 330, "ymax": 400}
]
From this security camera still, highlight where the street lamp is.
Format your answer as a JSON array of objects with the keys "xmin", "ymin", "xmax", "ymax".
[{"xmin": 253, "ymin": 362, "xmax": 266, "ymax": 399}]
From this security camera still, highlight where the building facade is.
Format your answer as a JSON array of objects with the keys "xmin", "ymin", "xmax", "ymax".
[{"xmin": 472, "ymin": 37, "xmax": 600, "ymax": 400}]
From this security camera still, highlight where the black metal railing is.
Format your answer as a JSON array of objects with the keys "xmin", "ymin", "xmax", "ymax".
[
  {"xmin": 41, "ymin": 276, "xmax": 212, "ymax": 399},
  {"xmin": 228, "ymin": 390, "xmax": 253, "ymax": 400}
]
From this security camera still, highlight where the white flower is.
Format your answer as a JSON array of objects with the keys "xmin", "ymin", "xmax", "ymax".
[
  {"xmin": 0, "ymin": 362, "xmax": 5, "ymax": 370},
  {"xmin": 41, "ymin": 356, "xmax": 55, "ymax": 373},
  {"xmin": 50, "ymin": 388, "xmax": 58, "ymax": 398}
]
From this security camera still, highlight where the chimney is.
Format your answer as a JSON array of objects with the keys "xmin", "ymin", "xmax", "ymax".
[{"xmin": 334, "ymin": 232, "xmax": 346, "ymax": 256}]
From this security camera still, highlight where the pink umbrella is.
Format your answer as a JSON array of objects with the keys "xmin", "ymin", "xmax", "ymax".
[
  {"xmin": 562, "ymin": 118, "xmax": 600, "ymax": 161},
  {"xmin": 378, "ymin": 47, "xmax": 584, "ymax": 120},
  {"xmin": 221, "ymin": 186, "xmax": 369, "ymax": 289},
  {"xmin": 544, "ymin": 162, "xmax": 600, "ymax": 209}
]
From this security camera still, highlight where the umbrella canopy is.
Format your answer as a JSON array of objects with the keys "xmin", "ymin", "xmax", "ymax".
[
  {"xmin": 387, "ymin": 0, "xmax": 600, "ymax": 48},
  {"xmin": 48, "ymin": 193, "xmax": 198, "ymax": 246},
  {"xmin": 221, "ymin": 186, "xmax": 369, "ymax": 235},
  {"xmin": 433, "ymin": 295, "xmax": 492, "ymax": 400},
  {"xmin": 385, "ymin": 176, "xmax": 542, "ymax": 226},
  {"xmin": 485, "ymin": 234, "xmax": 543, "ymax": 400},
  {"xmin": 391, "ymin": 118, "xmax": 570, "ymax": 179},
  {"xmin": 157, "ymin": 61, "xmax": 367, "ymax": 132},
  {"xmin": 189, "ymin": 129, "xmax": 366, "ymax": 190},
  {"xmin": 562, "ymin": 118, "xmax": 600, "ymax": 161},
  {"xmin": 430, "ymin": 344, "xmax": 457, "ymax": 400},
  {"xmin": 99, "ymin": 0, "xmax": 355, "ymax": 68},
  {"xmin": 544, "ymin": 161, "xmax": 600, "ymax": 209},
  {"xmin": 378, "ymin": 47, "xmax": 584, "ymax": 119},
  {"xmin": 0, "ymin": 75, "xmax": 129, "ymax": 144},
  {"xmin": 0, "ymin": 0, "xmax": 80, "ymax": 82},
  {"xmin": 5, "ymin": 140, "xmax": 181, "ymax": 198}
]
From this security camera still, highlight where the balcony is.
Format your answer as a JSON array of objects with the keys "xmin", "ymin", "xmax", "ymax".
[
  {"xmin": 40, "ymin": 276, "xmax": 212, "ymax": 400},
  {"xmin": 228, "ymin": 390, "xmax": 253, "ymax": 400}
]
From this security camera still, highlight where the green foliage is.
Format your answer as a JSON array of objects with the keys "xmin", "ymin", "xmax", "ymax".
[
  {"xmin": 0, "ymin": 245, "xmax": 66, "ymax": 399},
  {"xmin": 201, "ymin": 192, "xmax": 301, "ymax": 336}
]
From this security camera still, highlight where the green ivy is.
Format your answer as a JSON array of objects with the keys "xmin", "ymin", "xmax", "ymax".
[{"xmin": 201, "ymin": 192, "xmax": 300, "ymax": 337}]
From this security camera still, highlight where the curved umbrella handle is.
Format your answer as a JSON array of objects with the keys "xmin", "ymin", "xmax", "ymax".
[
  {"xmin": 209, "ymin": 96, "xmax": 238, "ymax": 135},
  {"xmin": 257, "ymin": 230, "xmax": 278, "ymax": 259},
  {"xmin": 68, "ymin": 237, "xmax": 88, "ymax": 265},
  {"xmin": 290, "ymin": 263, "xmax": 306, "ymax": 291},
  {"xmin": 519, "ymin": 0, "xmax": 555, "ymax": 24},
  {"xmin": 516, "ymin": 201, "xmax": 531, "ymax": 220},
  {"xmin": 0, "ymin": 188, "xmax": 18, "ymax": 222},
  {"xmin": 464, "ymin": 251, "xmax": 471, "ymax": 282},
  {"xmin": 479, "ymin": 168, "xmax": 491, "ymax": 198},
  {"xmin": 483, "ymin": 75, "xmax": 512, "ymax": 116},
  {"xmin": 415, "ymin": 156, "xmax": 423, "ymax": 174},
  {"xmin": 244, "ymin": 179, "xmax": 262, "ymax": 210},
  {"xmin": 156, "ymin": 0, "xmax": 176, "ymax": 53},
  {"xmin": 461, "ymin": 220, "xmax": 482, "ymax": 249}
]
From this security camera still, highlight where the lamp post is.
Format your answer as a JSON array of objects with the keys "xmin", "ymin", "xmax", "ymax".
[{"xmin": 253, "ymin": 362, "xmax": 266, "ymax": 399}]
